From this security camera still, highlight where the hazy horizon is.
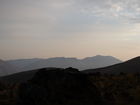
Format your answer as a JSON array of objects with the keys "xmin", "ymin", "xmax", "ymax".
[
  {"xmin": 1, "ymin": 0, "xmax": 140, "ymax": 60},
  {"xmin": 2, "ymin": 55, "xmax": 138, "ymax": 62}
]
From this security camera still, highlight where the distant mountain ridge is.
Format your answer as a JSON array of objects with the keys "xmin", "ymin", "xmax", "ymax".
[
  {"xmin": 83, "ymin": 56, "xmax": 140, "ymax": 74},
  {"xmin": 8, "ymin": 58, "xmax": 41, "ymax": 70},
  {"xmin": 2, "ymin": 56, "xmax": 140, "ymax": 84},
  {"xmin": 7, "ymin": 55, "xmax": 121, "ymax": 71},
  {"xmin": 0, "ymin": 59, "xmax": 17, "ymax": 76}
]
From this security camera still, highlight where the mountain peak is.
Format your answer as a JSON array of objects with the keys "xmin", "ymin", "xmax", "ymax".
[{"xmin": 95, "ymin": 55, "xmax": 108, "ymax": 57}]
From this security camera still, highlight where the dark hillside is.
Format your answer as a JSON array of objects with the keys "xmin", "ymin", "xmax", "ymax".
[
  {"xmin": 83, "ymin": 56, "xmax": 140, "ymax": 74},
  {"xmin": 17, "ymin": 67, "xmax": 103, "ymax": 105}
]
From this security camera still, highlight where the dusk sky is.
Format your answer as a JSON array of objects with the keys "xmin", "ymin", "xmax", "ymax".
[{"xmin": 0, "ymin": 0, "xmax": 140, "ymax": 60}]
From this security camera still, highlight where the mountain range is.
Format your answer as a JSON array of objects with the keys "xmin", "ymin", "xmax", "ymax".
[
  {"xmin": 7, "ymin": 55, "xmax": 121, "ymax": 71},
  {"xmin": 83, "ymin": 56, "xmax": 140, "ymax": 74},
  {"xmin": 0, "ymin": 59, "xmax": 17, "ymax": 76},
  {"xmin": 1, "ymin": 56, "xmax": 140, "ymax": 105},
  {"xmin": 1, "ymin": 56, "xmax": 140, "ymax": 83}
]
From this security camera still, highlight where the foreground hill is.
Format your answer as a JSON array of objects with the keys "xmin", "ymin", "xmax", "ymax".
[
  {"xmin": 2, "ymin": 67, "xmax": 140, "ymax": 105},
  {"xmin": 2, "ymin": 65, "xmax": 140, "ymax": 105},
  {"xmin": 0, "ymin": 68, "xmax": 58, "ymax": 83},
  {"xmin": 0, "ymin": 59, "xmax": 17, "ymax": 76},
  {"xmin": 7, "ymin": 55, "xmax": 121, "ymax": 71},
  {"xmin": 83, "ymin": 56, "xmax": 140, "ymax": 74},
  {"xmin": 0, "ymin": 68, "xmax": 103, "ymax": 105},
  {"xmin": 0, "ymin": 69, "xmax": 38, "ymax": 83}
]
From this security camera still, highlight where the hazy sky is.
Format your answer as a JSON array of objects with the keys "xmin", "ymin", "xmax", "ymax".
[{"xmin": 0, "ymin": 0, "xmax": 140, "ymax": 60}]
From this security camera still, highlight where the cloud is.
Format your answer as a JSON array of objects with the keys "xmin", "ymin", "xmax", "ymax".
[
  {"xmin": 75, "ymin": 0, "xmax": 140, "ymax": 23},
  {"xmin": 1, "ymin": 0, "xmax": 140, "ymax": 60},
  {"xmin": 1, "ymin": 0, "xmax": 140, "ymax": 41},
  {"xmin": 1, "ymin": 0, "xmax": 140, "ymax": 22}
]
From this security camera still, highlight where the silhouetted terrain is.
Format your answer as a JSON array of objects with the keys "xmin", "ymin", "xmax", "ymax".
[
  {"xmin": 7, "ymin": 58, "xmax": 41, "ymax": 71},
  {"xmin": 1, "ymin": 67, "xmax": 140, "ymax": 105},
  {"xmin": 0, "ymin": 68, "xmax": 61, "ymax": 83},
  {"xmin": 83, "ymin": 56, "xmax": 140, "ymax": 74},
  {"xmin": 0, "ymin": 59, "xmax": 17, "ymax": 76},
  {"xmin": 0, "ymin": 70, "xmax": 38, "ymax": 83},
  {"xmin": 1, "ymin": 55, "xmax": 121, "ymax": 77},
  {"xmin": 7, "ymin": 55, "xmax": 121, "ymax": 71},
  {"xmin": 0, "ymin": 68, "xmax": 103, "ymax": 105},
  {"xmin": 2, "ymin": 56, "xmax": 140, "ymax": 83},
  {"xmin": 1, "ymin": 57, "xmax": 140, "ymax": 105}
]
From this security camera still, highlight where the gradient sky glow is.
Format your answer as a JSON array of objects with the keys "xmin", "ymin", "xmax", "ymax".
[{"xmin": 0, "ymin": 0, "xmax": 140, "ymax": 60}]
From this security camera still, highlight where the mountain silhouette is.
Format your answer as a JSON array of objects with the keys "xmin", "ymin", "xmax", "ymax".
[
  {"xmin": 0, "ymin": 55, "xmax": 121, "ymax": 82},
  {"xmin": 1, "ymin": 57, "xmax": 140, "ymax": 105},
  {"xmin": 83, "ymin": 56, "xmax": 140, "ymax": 74},
  {"xmin": 17, "ymin": 68, "xmax": 103, "ymax": 105},
  {"xmin": 8, "ymin": 58, "xmax": 41, "ymax": 70},
  {"xmin": 0, "ymin": 68, "xmax": 58, "ymax": 83},
  {"xmin": 7, "ymin": 55, "xmax": 121, "ymax": 72},
  {"xmin": 0, "ymin": 59, "xmax": 17, "ymax": 76}
]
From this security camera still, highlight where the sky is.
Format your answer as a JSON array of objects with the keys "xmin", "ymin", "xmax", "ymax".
[{"xmin": 0, "ymin": 0, "xmax": 140, "ymax": 61}]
